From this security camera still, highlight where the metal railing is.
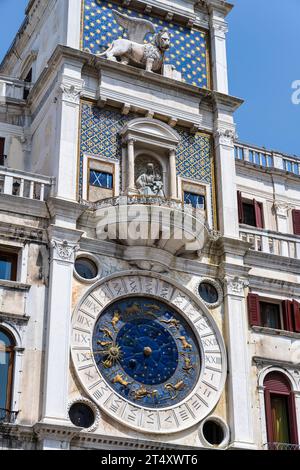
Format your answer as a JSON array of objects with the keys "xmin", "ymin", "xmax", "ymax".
[
  {"xmin": 0, "ymin": 167, "xmax": 55, "ymax": 202},
  {"xmin": 0, "ymin": 155, "xmax": 7, "ymax": 166},
  {"xmin": 240, "ymin": 226, "xmax": 300, "ymax": 259},
  {"xmin": 0, "ymin": 408, "xmax": 18, "ymax": 425},
  {"xmin": 266, "ymin": 442, "xmax": 300, "ymax": 451}
]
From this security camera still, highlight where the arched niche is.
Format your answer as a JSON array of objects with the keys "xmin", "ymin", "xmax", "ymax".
[{"xmin": 120, "ymin": 118, "xmax": 180, "ymax": 199}]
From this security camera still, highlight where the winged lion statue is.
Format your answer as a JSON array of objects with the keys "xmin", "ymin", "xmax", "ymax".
[{"xmin": 97, "ymin": 10, "xmax": 171, "ymax": 73}]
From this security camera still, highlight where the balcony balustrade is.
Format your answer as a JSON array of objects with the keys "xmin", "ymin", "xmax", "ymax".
[
  {"xmin": 235, "ymin": 142, "xmax": 300, "ymax": 176},
  {"xmin": 240, "ymin": 226, "xmax": 300, "ymax": 259},
  {"xmin": 0, "ymin": 409, "xmax": 18, "ymax": 425},
  {"xmin": 265, "ymin": 442, "xmax": 300, "ymax": 451},
  {"xmin": 0, "ymin": 167, "xmax": 55, "ymax": 202},
  {"xmin": 0, "ymin": 76, "xmax": 31, "ymax": 102}
]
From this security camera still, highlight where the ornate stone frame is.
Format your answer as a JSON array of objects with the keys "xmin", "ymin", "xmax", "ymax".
[
  {"xmin": 67, "ymin": 397, "xmax": 101, "ymax": 433},
  {"xmin": 198, "ymin": 415, "xmax": 230, "ymax": 449},
  {"xmin": 74, "ymin": 252, "xmax": 102, "ymax": 285},
  {"xmin": 71, "ymin": 270, "xmax": 227, "ymax": 434},
  {"xmin": 195, "ymin": 277, "xmax": 223, "ymax": 309}
]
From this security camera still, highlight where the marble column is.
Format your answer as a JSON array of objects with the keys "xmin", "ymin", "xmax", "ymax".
[
  {"xmin": 223, "ymin": 275, "xmax": 256, "ymax": 449},
  {"xmin": 54, "ymin": 62, "xmax": 84, "ymax": 201},
  {"xmin": 214, "ymin": 127, "xmax": 239, "ymax": 238},
  {"xmin": 169, "ymin": 148, "xmax": 177, "ymax": 199},
  {"xmin": 127, "ymin": 138, "xmax": 135, "ymax": 193},
  {"xmin": 42, "ymin": 226, "xmax": 82, "ymax": 425},
  {"xmin": 274, "ymin": 202, "xmax": 290, "ymax": 257},
  {"xmin": 209, "ymin": 7, "xmax": 229, "ymax": 94}
]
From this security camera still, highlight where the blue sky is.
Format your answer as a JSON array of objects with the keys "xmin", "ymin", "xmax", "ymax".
[{"xmin": 0, "ymin": 0, "xmax": 299, "ymax": 155}]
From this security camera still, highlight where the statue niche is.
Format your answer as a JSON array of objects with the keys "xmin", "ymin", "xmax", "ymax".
[
  {"xmin": 135, "ymin": 158, "xmax": 165, "ymax": 197},
  {"xmin": 98, "ymin": 10, "xmax": 171, "ymax": 73}
]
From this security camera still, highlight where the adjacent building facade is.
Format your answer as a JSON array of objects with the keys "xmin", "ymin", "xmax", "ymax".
[{"xmin": 0, "ymin": 0, "xmax": 299, "ymax": 450}]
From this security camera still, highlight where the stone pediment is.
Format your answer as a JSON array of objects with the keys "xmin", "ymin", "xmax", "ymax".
[{"xmin": 121, "ymin": 117, "xmax": 180, "ymax": 148}]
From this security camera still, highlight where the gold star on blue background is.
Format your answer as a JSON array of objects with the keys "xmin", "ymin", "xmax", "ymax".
[{"xmin": 83, "ymin": 0, "xmax": 209, "ymax": 89}]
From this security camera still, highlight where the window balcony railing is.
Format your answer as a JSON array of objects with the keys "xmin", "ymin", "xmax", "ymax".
[
  {"xmin": 0, "ymin": 167, "xmax": 55, "ymax": 202},
  {"xmin": 240, "ymin": 226, "xmax": 300, "ymax": 259},
  {"xmin": 235, "ymin": 143, "xmax": 300, "ymax": 176},
  {"xmin": 0, "ymin": 408, "xmax": 18, "ymax": 425},
  {"xmin": 0, "ymin": 76, "xmax": 31, "ymax": 102},
  {"xmin": 265, "ymin": 442, "xmax": 300, "ymax": 451},
  {"xmin": 0, "ymin": 155, "xmax": 7, "ymax": 167}
]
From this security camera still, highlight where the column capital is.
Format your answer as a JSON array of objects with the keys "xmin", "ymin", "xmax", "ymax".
[
  {"xmin": 50, "ymin": 238, "xmax": 80, "ymax": 263},
  {"xmin": 59, "ymin": 77, "xmax": 85, "ymax": 105},
  {"xmin": 223, "ymin": 276, "xmax": 249, "ymax": 297},
  {"xmin": 210, "ymin": 18, "xmax": 229, "ymax": 37},
  {"xmin": 48, "ymin": 225, "xmax": 84, "ymax": 263},
  {"xmin": 214, "ymin": 127, "xmax": 237, "ymax": 147},
  {"xmin": 273, "ymin": 201, "xmax": 291, "ymax": 218}
]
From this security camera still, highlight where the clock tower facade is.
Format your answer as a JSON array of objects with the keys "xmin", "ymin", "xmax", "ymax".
[{"xmin": 0, "ymin": 0, "xmax": 299, "ymax": 451}]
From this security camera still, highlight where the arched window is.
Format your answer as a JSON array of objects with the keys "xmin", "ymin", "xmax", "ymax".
[
  {"xmin": 264, "ymin": 372, "xmax": 298, "ymax": 449},
  {"xmin": 0, "ymin": 329, "xmax": 15, "ymax": 414}
]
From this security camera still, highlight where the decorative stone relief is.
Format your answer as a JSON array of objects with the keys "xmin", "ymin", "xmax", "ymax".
[
  {"xmin": 214, "ymin": 129, "xmax": 236, "ymax": 147},
  {"xmin": 223, "ymin": 276, "xmax": 249, "ymax": 296},
  {"xmin": 51, "ymin": 239, "xmax": 79, "ymax": 262},
  {"xmin": 129, "ymin": 260, "xmax": 169, "ymax": 273},
  {"xmin": 60, "ymin": 83, "xmax": 84, "ymax": 105},
  {"xmin": 273, "ymin": 202, "xmax": 291, "ymax": 218}
]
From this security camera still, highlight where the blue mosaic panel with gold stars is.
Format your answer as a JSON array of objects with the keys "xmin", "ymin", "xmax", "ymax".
[
  {"xmin": 92, "ymin": 296, "xmax": 201, "ymax": 408},
  {"xmin": 79, "ymin": 103, "xmax": 212, "ymax": 194},
  {"xmin": 82, "ymin": 0, "xmax": 209, "ymax": 88},
  {"xmin": 176, "ymin": 130, "xmax": 212, "ymax": 184}
]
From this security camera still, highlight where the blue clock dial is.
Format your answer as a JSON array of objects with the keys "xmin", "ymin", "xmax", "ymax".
[{"xmin": 92, "ymin": 297, "xmax": 201, "ymax": 408}]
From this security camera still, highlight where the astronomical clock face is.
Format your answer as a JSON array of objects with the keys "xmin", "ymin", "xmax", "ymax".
[
  {"xmin": 92, "ymin": 297, "xmax": 201, "ymax": 408},
  {"xmin": 71, "ymin": 273, "xmax": 226, "ymax": 434}
]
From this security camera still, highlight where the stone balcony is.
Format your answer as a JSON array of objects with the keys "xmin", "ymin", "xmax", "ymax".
[
  {"xmin": 240, "ymin": 225, "xmax": 300, "ymax": 260},
  {"xmin": 235, "ymin": 142, "xmax": 300, "ymax": 176},
  {"xmin": 80, "ymin": 195, "xmax": 219, "ymax": 256},
  {"xmin": 0, "ymin": 76, "xmax": 31, "ymax": 103},
  {"xmin": 0, "ymin": 167, "xmax": 55, "ymax": 202}
]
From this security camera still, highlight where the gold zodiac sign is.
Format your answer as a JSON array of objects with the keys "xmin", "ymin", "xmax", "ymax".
[
  {"xmin": 112, "ymin": 374, "xmax": 132, "ymax": 387},
  {"xmin": 125, "ymin": 303, "xmax": 140, "ymax": 315},
  {"xmin": 100, "ymin": 327, "xmax": 114, "ymax": 340},
  {"xmin": 97, "ymin": 340, "xmax": 112, "ymax": 347},
  {"xmin": 161, "ymin": 318, "xmax": 180, "ymax": 330},
  {"xmin": 111, "ymin": 310, "xmax": 121, "ymax": 331},
  {"xmin": 165, "ymin": 380, "xmax": 185, "ymax": 400},
  {"xmin": 132, "ymin": 386, "xmax": 158, "ymax": 400},
  {"xmin": 145, "ymin": 304, "xmax": 160, "ymax": 311},
  {"xmin": 177, "ymin": 336, "xmax": 192, "ymax": 350},
  {"xmin": 182, "ymin": 354, "xmax": 194, "ymax": 374},
  {"xmin": 102, "ymin": 344, "xmax": 122, "ymax": 369}
]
